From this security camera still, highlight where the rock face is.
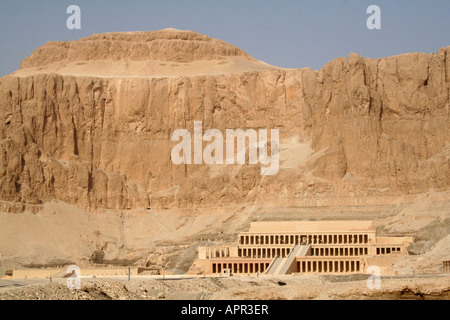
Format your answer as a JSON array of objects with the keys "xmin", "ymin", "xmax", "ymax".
[
  {"xmin": 0, "ymin": 29, "xmax": 449, "ymax": 213},
  {"xmin": 21, "ymin": 28, "xmax": 250, "ymax": 67},
  {"xmin": 15, "ymin": 28, "xmax": 277, "ymax": 78}
]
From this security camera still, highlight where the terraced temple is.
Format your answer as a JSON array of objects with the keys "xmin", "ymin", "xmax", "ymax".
[{"xmin": 190, "ymin": 221, "xmax": 413, "ymax": 275}]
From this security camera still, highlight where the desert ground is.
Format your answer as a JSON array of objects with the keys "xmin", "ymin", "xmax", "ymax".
[
  {"xmin": 1, "ymin": 190, "xmax": 449, "ymax": 300},
  {"xmin": 1, "ymin": 274, "xmax": 449, "ymax": 300}
]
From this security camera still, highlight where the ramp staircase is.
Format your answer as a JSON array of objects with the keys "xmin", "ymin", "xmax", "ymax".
[{"xmin": 265, "ymin": 244, "xmax": 310, "ymax": 275}]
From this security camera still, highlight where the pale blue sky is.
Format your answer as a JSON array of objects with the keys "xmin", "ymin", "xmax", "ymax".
[{"xmin": 0, "ymin": 0, "xmax": 449, "ymax": 76}]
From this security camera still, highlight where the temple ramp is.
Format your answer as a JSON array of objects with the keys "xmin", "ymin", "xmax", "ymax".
[
  {"xmin": 265, "ymin": 257, "xmax": 284, "ymax": 275},
  {"xmin": 298, "ymin": 244, "xmax": 311, "ymax": 257},
  {"xmin": 276, "ymin": 244, "xmax": 310, "ymax": 275}
]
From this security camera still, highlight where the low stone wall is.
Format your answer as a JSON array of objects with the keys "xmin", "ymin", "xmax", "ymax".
[{"xmin": 3, "ymin": 267, "xmax": 139, "ymax": 279}]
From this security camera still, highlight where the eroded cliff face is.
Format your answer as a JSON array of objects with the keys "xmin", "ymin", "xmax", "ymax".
[
  {"xmin": 21, "ymin": 28, "xmax": 251, "ymax": 67},
  {"xmin": 0, "ymin": 30, "xmax": 449, "ymax": 213}
]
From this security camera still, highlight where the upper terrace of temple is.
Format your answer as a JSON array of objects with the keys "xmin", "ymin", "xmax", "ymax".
[{"xmin": 246, "ymin": 221, "xmax": 374, "ymax": 233}]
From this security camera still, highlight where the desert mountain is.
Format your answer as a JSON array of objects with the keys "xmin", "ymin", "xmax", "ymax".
[
  {"xmin": 14, "ymin": 28, "xmax": 279, "ymax": 78},
  {"xmin": 1, "ymin": 29, "xmax": 448, "ymax": 214},
  {"xmin": 0, "ymin": 29, "xmax": 449, "ymax": 272}
]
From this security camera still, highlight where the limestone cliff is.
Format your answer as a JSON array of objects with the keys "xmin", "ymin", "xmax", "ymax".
[{"xmin": 0, "ymin": 29, "xmax": 449, "ymax": 213}]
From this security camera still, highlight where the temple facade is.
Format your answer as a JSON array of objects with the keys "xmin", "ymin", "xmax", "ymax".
[{"xmin": 189, "ymin": 221, "xmax": 413, "ymax": 275}]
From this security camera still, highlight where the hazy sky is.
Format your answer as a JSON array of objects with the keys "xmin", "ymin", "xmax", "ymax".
[{"xmin": 0, "ymin": 0, "xmax": 449, "ymax": 76}]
